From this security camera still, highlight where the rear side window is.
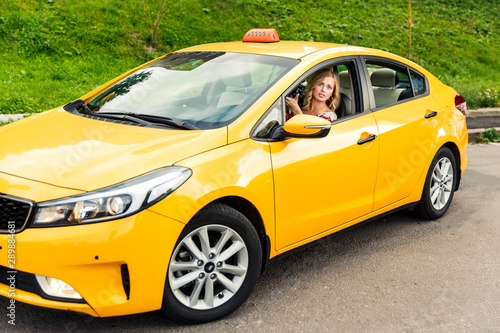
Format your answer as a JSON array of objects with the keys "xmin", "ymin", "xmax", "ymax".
[
  {"xmin": 410, "ymin": 70, "xmax": 426, "ymax": 96},
  {"xmin": 366, "ymin": 63, "xmax": 413, "ymax": 108},
  {"xmin": 364, "ymin": 59, "xmax": 429, "ymax": 109}
]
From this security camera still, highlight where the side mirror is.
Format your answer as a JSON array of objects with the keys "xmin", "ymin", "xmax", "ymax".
[{"xmin": 271, "ymin": 114, "xmax": 331, "ymax": 139}]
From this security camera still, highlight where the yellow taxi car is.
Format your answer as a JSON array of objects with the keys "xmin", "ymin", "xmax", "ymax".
[{"xmin": 0, "ymin": 29, "xmax": 467, "ymax": 323}]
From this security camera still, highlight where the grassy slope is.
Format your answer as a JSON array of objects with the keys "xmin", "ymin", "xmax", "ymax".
[{"xmin": 0, "ymin": 0, "xmax": 498, "ymax": 114}]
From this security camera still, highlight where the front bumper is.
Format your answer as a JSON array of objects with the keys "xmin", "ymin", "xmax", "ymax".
[{"xmin": 0, "ymin": 209, "xmax": 185, "ymax": 317}]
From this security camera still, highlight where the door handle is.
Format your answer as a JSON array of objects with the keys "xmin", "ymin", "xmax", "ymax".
[
  {"xmin": 357, "ymin": 134, "xmax": 377, "ymax": 145},
  {"xmin": 425, "ymin": 111, "xmax": 438, "ymax": 119}
]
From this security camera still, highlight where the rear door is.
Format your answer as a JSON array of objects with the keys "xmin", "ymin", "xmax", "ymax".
[{"xmin": 362, "ymin": 58, "xmax": 440, "ymax": 210}]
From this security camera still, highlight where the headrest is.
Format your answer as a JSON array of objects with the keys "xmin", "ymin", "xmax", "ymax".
[
  {"xmin": 370, "ymin": 68, "xmax": 396, "ymax": 87},
  {"xmin": 339, "ymin": 71, "xmax": 350, "ymax": 89},
  {"xmin": 222, "ymin": 66, "xmax": 252, "ymax": 88}
]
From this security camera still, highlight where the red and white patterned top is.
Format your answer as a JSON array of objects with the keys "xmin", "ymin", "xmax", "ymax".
[
  {"xmin": 317, "ymin": 111, "xmax": 337, "ymax": 122},
  {"xmin": 286, "ymin": 110, "xmax": 337, "ymax": 122}
]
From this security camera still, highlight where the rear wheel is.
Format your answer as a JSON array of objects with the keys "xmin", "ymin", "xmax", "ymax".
[
  {"xmin": 415, "ymin": 147, "xmax": 457, "ymax": 219},
  {"xmin": 161, "ymin": 203, "xmax": 262, "ymax": 323}
]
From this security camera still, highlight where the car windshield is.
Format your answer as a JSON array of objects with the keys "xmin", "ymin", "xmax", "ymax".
[{"xmin": 86, "ymin": 52, "xmax": 299, "ymax": 129}]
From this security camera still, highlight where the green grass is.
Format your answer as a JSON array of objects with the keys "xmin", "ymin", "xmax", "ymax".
[
  {"xmin": 1, "ymin": 0, "xmax": 499, "ymax": 114},
  {"xmin": 473, "ymin": 128, "xmax": 500, "ymax": 143}
]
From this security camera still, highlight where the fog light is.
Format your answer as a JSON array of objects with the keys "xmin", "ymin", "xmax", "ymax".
[{"xmin": 35, "ymin": 275, "xmax": 83, "ymax": 300}]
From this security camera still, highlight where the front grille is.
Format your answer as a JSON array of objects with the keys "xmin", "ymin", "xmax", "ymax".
[{"xmin": 0, "ymin": 194, "xmax": 34, "ymax": 233}]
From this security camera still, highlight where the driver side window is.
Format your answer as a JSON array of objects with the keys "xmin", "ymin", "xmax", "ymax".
[
  {"xmin": 252, "ymin": 61, "xmax": 358, "ymax": 139},
  {"xmin": 285, "ymin": 63, "xmax": 356, "ymax": 121}
]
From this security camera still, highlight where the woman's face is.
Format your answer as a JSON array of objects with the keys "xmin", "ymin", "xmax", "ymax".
[{"xmin": 312, "ymin": 76, "xmax": 335, "ymax": 103}]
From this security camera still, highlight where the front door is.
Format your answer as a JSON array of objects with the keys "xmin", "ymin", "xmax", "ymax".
[{"xmin": 271, "ymin": 112, "xmax": 379, "ymax": 251}]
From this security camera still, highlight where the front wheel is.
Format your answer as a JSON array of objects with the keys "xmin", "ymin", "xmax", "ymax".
[
  {"xmin": 415, "ymin": 147, "xmax": 457, "ymax": 219},
  {"xmin": 161, "ymin": 203, "xmax": 262, "ymax": 323}
]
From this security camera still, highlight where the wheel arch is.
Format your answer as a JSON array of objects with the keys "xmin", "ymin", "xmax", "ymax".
[
  {"xmin": 202, "ymin": 196, "xmax": 271, "ymax": 273},
  {"xmin": 409, "ymin": 138, "xmax": 463, "ymax": 204},
  {"xmin": 441, "ymin": 141, "xmax": 462, "ymax": 191}
]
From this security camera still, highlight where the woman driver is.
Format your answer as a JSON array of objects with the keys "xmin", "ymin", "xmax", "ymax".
[{"xmin": 285, "ymin": 68, "xmax": 340, "ymax": 122}]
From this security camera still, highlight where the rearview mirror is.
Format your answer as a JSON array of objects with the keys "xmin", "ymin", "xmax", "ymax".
[{"xmin": 271, "ymin": 114, "xmax": 331, "ymax": 139}]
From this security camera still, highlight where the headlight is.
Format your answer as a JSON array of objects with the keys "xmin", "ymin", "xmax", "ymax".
[{"xmin": 33, "ymin": 166, "xmax": 192, "ymax": 227}]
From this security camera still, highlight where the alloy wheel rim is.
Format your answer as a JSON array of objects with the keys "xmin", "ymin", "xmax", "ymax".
[
  {"xmin": 430, "ymin": 157, "xmax": 454, "ymax": 210},
  {"xmin": 168, "ymin": 224, "xmax": 249, "ymax": 310}
]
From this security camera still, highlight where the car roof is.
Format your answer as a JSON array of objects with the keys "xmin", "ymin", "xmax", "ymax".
[{"xmin": 178, "ymin": 41, "xmax": 375, "ymax": 60}]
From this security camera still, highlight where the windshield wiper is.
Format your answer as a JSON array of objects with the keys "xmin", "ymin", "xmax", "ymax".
[
  {"xmin": 133, "ymin": 113, "xmax": 199, "ymax": 130},
  {"xmin": 95, "ymin": 112, "xmax": 198, "ymax": 130},
  {"xmin": 94, "ymin": 112, "xmax": 159, "ymax": 127}
]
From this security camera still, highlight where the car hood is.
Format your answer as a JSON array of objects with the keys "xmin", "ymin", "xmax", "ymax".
[{"xmin": 0, "ymin": 110, "xmax": 227, "ymax": 193}]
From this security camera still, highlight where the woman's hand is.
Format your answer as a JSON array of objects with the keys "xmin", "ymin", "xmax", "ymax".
[{"xmin": 285, "ymin": 94, "xmax": 302, "ymax": 115}]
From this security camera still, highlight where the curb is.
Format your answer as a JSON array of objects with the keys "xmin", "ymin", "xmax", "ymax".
[
  {"xmin": 0, "ymin": 114, "xmax": 29, "ymax": 123},
  {"xmin": 467, "ymin": 108, "xmax": 500, "ymax": 118}
]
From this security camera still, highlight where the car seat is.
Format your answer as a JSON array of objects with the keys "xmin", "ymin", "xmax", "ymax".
[
  {"xmin": 336, "ymin": 71, "xmax": 353, "ymax": 118},
  {"xmin": 370, "ymin": 68, "xmax": 405, "ymax": 107}
]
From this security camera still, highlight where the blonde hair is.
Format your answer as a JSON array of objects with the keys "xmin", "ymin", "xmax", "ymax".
[{"xmin": 303, "ymin": 68, "xmax": 341, "ymax": 112}]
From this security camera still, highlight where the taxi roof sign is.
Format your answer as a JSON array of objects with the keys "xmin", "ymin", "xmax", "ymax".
[{"xmin": 243, "ymin": 29, "xmax": 280, "ymax": 43}]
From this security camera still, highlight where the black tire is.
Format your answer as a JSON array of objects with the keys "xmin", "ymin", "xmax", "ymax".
[
  {"xmin": 161, "ymin": 203, "xmax": 262, "ymax": 323},
  {"xmin": 415, "ymin": 147, "xmax": 457, "ymax": 220}
]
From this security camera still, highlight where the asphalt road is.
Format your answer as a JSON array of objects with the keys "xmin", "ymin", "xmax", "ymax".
[{"xmin": 1, "ymin": 143, "xmax": 499, "ymax": 333}]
